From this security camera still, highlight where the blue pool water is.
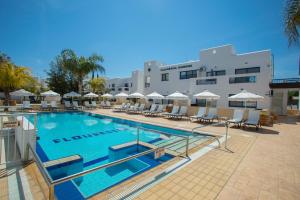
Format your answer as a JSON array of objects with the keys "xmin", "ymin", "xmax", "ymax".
[{"xmin": 33, "ymin": 112, "xmax": 193, "ymax": 199}]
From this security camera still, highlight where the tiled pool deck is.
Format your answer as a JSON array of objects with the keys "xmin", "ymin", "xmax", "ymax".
[{"xmin": 0, "ymin": 109, "xmax": 300, "ymax": 200}]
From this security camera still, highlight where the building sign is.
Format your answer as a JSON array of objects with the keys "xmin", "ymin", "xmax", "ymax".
[
  {"xmin": 3, "ymin": 121, "xmax": 19, "ymax": 128},
  {"xmin": 154, "ymin": 147, "xmax": 165, "ymax": 159}
]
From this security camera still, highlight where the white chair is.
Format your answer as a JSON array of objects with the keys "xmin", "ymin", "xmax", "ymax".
[
  {"xmin": 243, "ymin": 110, "xmax": 261, "ymax": 130},
  {"xmin": 201, "ymin": 108, "xmax": 218, "ymax": 123},
  {"xmin": 73, "ymin": 101, "xmax": 81, "ymax": 109},
  {"xmin": 170, "ymin": 106, "xmax": 187, "ymax": 119},
  {"xmin": 104, "ymin": 101, "xmax": 112, "ymax": 108},
  {"xmin": 50, "ymin": 101, "xmax": 58, "ymax": 110},
  {"xmin": 227, "ymin": 109, "xmax": 245, "ymax": 127},
  {"xmin": 164, "ymin": 105, "xmax": 179, "ymax": 117},
  {"xmin": 64, "ymin": 101, "xmax": 72, "ymax": 109},
  {"xmin": 91, "ymin": 101, "xmax": 97, "ymax": 108},
  {"xmin": 22, "ymin": 101, "xmax": 32, "ymax": 110},
  {"xmin": 40, "ymin": 101, "xmax": 48, "ymax": 110},
  {"xmin": 190, "ymin": 107, "xmax": 206, "ymax": 122},
  {"xmin": 143, "ymin": 104, "xmax": 157, "ymax": 115},
  {"xmin": 84, "ymin": 101, "xmax": 91, "ymax": 109}
]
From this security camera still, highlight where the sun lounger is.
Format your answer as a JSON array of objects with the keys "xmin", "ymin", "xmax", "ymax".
[
  {"xmin": 103, "ymin": 101, "xmax": 112, "ymax": 109},
  {"xmin": 40, "ymin": 101, "xmax": 48, "ymax": 110},
  {"xmin": 143, "ymin": 104, "xmax": 157, "ymax": 115},
  {"xmin": 169, "ymin": 106, "xmax": 187, "ymax": 119},
  {"xmin": 84, "ymin": 101, "xmax": 92, "ymax": 109},
  {"xmin": 227, "ymin": 109, "xmax": 244, "ymax": 127},
  {"xmin": 190, "ymin": 107, "xmax": 206, "ymax": 122},
  {"xmin": 100, "ymin": 101, "xmax": 106, "ymax": 108},
  {"xmin": 113, "ymin": 103, "xmax": 125, "ymax": 112},
  {"xmin": 64, "ymin": 101, "xmax": 73, "ymax": 110},
  {"xmin": 73, "ymin": 101, "xmax": 81, "ymax": 110},
  {"xmin": 127, "ymin": 103, "xmax": 139, "ymax": 112},
  {"xmin": 134, "ymin": 103, "xmax": 145, "ymax": 113},
  {"xmin": 22, "ymin": 101, "xmax": 32, "ymax": 110},
  {"xmin": 50, "ymin": 101, "xmax": 58, "ymax": 111},
  {"xmin": 163, "ymin": 105, "xmax": 179, "ymax": 118},
  {"xmin": 243, "ymin": 110, "xmax": 261, "ymax": 130},
  {"xmin": 91, "ymin": 101, "xmax": 97, "ymax": 109},
  {"xmin": 201, "ymin": 108, "xmax": 218, "ymax": 123}
]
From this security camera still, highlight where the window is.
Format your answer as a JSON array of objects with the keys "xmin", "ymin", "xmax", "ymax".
[
  {"xmin": 206, "ymin": 70, "xmax": 226, "ymax": 77},
  {"xmin": 131, "ymin": 83, "xmax": 133, "ymax": 87},
  {"xmin": 145, "ymin": 76, "xmax": 151, "ymax": 88},
  {"xmin": 118, "ymin": 88, "xmax": 122, "ymax": 91},
  {"xmin": 161, "ymin": 73, "xmax": 169, "ymax": 81},
  {"xmin": 180, "ymin": 70, "xmax": 197, "ymax": 79},
  {"xmin": 196, "ymin": 78, "xmax": 217, "ymax": 85},
  {"xmin": 111, "ymin": 88, "xmax": 115, "ymax": 91},
  {"xmin": 229, "ymin": 76, "xmax": 256, "ymax": 84},
  {"xmin": 112, "ymin": 84, "xmax": 115, "ymax": 88},
  {"xmin": 235, "ymin": 67, "xmax": 260, "ymax": 74},
  {"xmin": 124, "ymin": 83, "xmax": 129, "ymax": 87},
  {"xmin": 124, "ymin": 88, "xmax": 129, "ymax": 91}
]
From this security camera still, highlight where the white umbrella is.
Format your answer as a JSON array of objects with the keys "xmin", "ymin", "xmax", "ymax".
[
  {"xmin": 63, "ymin": 91, "xmax": 81, "ymax": 98},
  {"xmin": 194, "ymin": 90, "xmax": 220, "ymax": 107},
  {"xmin": 228, "ymin": 90, "xmax": 264, "ymax": 108},
  {"xmin": 41, "ymin": 90, "xmax": 60, "ymax": 97},
  {"xmin": 166, "ymin": 91, "xmax": 189, "ymax": 100},
  {"xmin": 101, "ymin": 93, "xmax": 113, "ymax": 98},
  {"xmin": 146, "ymin": 92, "xmax": 164, "ymax": 99},
  {"xmin": 84, "ymin": 92, "xmax": 99, "ymax": 98},
  {"xmin": 115, "ymin": 92, "xmax": 129, "ymax": 98},
  {"xmin": 10, "ymin": 89, "xmax": 34, "ymax": 97},
  {"xmin": 128, "ymin": 92, "xmax": 145, "ymax": 99}
]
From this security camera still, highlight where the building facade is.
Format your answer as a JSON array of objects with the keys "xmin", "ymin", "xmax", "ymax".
[{"xmin": 107, "ymin": 44, "xmax": 273, "ymax": 109}]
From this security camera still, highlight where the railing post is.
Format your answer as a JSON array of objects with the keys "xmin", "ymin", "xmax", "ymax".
[
  {"xmin": 49, "ymin": 184, "xmax": 55, "ymax": 200},
  {"xmin": 225, "ymin": 121, "xmax": 229, "ymax": 148},
  {"xmin": 136, "ymin": 128, "xmax": 140, "ymax": 153},
  {"xmin": 185, "ymin": 136, "xmax": 189, "ymax": 157}
]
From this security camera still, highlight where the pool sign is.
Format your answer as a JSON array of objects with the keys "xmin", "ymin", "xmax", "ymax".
[
  {"xmin": 154, "ymin": 148, "xmax": 165, "ymax": 159},
  {"xmin": 3, "ymin": 121, "xmax": 19, "ymax": 128}
]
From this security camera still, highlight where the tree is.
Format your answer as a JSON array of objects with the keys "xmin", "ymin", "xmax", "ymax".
[
  {"xmin": 0, "ymin": 62, "xmax": 34, "ymax": 103},
  {"xmin": 58, "ymin": 49, "xmax": 105, "ymax": 95},
  {"xmin": 284, "ymin": 0, "xmax": 300, "ymax": 46},
  {"xmin": 46, "ymin": 57, "xmax": 78, "ymax": 95},
  {"xmin": 88, "ymin": 77, "xmax": 106, "ymax": 94}
]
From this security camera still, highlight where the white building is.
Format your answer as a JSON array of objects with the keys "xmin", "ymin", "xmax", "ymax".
[{"xmin": 107, "ymin": 44, "xmax": 273, "ymax": 109}]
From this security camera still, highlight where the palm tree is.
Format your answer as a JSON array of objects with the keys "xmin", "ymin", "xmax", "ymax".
[
  {"xmin": 0, "ymin": 62, "xmax": 34, "ymax": 103},
  {"xmin": 88, "ymin": 77, "xmax": 106, "ymax": 94},
  {"xmin": 58, "ymin": 49, "xmax": 105, "ymax": 95},
  {"xmin": 284, "ymin": 0, "xmax": 300, "ymax": 46}
]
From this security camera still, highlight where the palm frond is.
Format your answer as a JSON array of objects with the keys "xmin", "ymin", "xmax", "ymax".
[{"xmin": 284, "ymin": 0, "xmax": 300, "ymax": 46}]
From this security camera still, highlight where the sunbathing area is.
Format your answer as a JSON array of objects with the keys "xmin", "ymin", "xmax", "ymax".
[
  {"xmin": 1, "ymin": 1, "xmax": 300, "ymax": 199},
  {"xmin": 1, "ymin": 92, "xmax": 300, "ymax": 200}
]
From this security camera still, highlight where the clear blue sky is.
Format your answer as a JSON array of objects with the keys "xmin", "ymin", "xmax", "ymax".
[{"xmin": 0, "ymin": 0, "xmax": 299, "ymax": 79}]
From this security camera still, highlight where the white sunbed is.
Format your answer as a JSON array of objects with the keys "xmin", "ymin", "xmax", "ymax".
[
  {"xmin": 22, "ymin": 101, "xmax": 32, "ymax": 110},
  {"xmin": 64, "ymin": 101, "xmax": 73, "ymax": 109},
  {"xmin": 91, "ymin": 101, "xmax": 97, "ymax": 109},
  {"xmin": 84, "ymin": 101, "xmax": 92, "ymax": 109},
  {"xmin": 103, "ymin": 101, "xmax": 112, "ymax": 109},
  {"xmin": 243, "ymin": 110, "xmax": 261, "ymax": 130},
  {"xmin": 40, "ymin": 101, "xmax": 48, "ymax": 110},
  {"xmin": 201, "ymin": 108, "xmax": 218, "ymax": 123},
  {"xmin": 113, "ymin": 103, "xmax": 126, "ymax": 112},
  {"xmin": 190, "ymin": 107, "xmax": 206, "ymax": 122},
  {"xmin": 143, "ymin": 104, "xmax": 157, "ymax": 115},
  {"xmin": 164, "ymin": 105, "xmax": 179, "ymax": 118},
  {"xmin": 149, "ymin": 104, "xmax": 164, "ymax": 116},
  {"xmin": 169, "ymin": 106, "xmax": 188, "ymax": 119},
  {"xmin": 50, "ymin": 101, "xmax": 58, "ymax": 110},
  {"xmin": 127, "ymin": 103, "xmax": 139, "ymax": 112},
  {"xmin": 73, "ymin": 101, "xmax": 81, "ymax": 110},
  {"xmin": 130, "ymin": 104, "xmax": 145, "ymax": 114},
  {"xmin": 227, "ymin": 109, "xmax": 245, "ymax": 127}
]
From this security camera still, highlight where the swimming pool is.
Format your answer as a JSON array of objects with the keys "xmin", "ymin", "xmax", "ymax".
[{"xmin": 33, "ymin": 112, "xmax": 205, "ymax": 199}]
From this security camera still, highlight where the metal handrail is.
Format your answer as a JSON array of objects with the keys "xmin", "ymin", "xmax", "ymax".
[
  {"xmin": 136, "ymin": 126, "xmax": 189, "ymax": 139},
  {"xmin": 26, "ymin": 128, "xmax": 188, "ymax": 200},
  {"xmin": 191, "ymin": 121, "xmax": 227, "ymax": 148}
]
